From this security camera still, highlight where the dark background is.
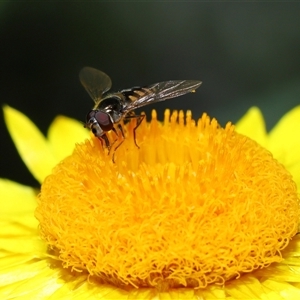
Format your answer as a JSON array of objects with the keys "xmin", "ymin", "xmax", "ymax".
[{"xmin": 1, "ymin": 2, "xmax": 300, "ymax": 187}]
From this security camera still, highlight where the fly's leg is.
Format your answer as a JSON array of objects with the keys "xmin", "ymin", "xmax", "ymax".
[
  {"xmin": 133, "ymin": 114, "xmax": 145, "ymax": 148},
  {"xmin": 124, "ymin": 113, "xmax": 145, "ymax": 148},
  {"xmin": 111, "ymin": 125, "xmax": 125, "ymax": 163},
  {"xmin": 100, "ymin": 134, "xmax": 111, "ymax": 150},
  {"xmin": 107, "ymin": 127, "xmax": 118, "ymax": 155},
  {"xmin": 114, "ymin": 124, "xmax": 125, "ymax": 152}
]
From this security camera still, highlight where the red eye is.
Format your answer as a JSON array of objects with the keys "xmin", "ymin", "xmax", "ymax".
[{"xmin": 95, "ymin": 111, "xmax": 113, "ymax": 131}]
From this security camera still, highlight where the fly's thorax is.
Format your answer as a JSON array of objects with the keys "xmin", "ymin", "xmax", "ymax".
[
  {"xmin": 96, "ymin": 93, "xmax": 125, "ymax": 125},
  {"xmin": 97, "ymin": 94, "xmax": 124, "ymax": 113}
]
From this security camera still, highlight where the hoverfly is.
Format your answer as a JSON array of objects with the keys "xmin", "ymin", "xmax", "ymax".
[{"xmin": 79, "ymin": 66, "xmax": 202, "ymax": 150}]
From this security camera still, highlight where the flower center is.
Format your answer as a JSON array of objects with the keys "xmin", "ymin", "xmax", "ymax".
[{"xmin": 35, "ymin": 109, "xmax": 300, "ymax": 289}]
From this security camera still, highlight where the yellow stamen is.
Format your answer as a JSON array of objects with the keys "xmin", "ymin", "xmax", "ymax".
[{"xmin": 35, "ymin": 109, "xmax": 300, "ymax": 289}]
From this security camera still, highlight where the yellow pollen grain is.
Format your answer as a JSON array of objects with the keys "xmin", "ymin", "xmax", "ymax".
[{"xmin": 36, "ymin": 109, "xmax": 300, "ymax": 289}]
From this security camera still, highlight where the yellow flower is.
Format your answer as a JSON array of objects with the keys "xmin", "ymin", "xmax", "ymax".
[
  {"xmin": 235, "ymin": 106, "xmax": 300, "ymax": 187},
  {"xmin": 1, "ymin": 105, "xmax": 300, "ymax": 299}
]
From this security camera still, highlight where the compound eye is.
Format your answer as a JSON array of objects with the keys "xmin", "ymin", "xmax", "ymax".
[
  {"xmin": 86, "ymin": 110, "xmax": 96, "ymax": 124},
  {"xmin": 95, "ymin": 111, "xmax": 113, "ymax": 131}
]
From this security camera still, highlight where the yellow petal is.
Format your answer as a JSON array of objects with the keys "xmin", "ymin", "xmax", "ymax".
[
  {"xmin": 0, "ymin": 214, "xmax": 38, "ymax": 236},
  {"xmin": 3, "ymin": 106, "xmax": 58, "ymax": 183},
  {"xmin": 126, "ymin": 289, "xmax": 157, "ymax": 300},
  {"xmin": 0, "ymin": 179, "xmax": 36, "ymax": 215},
  {"xmin": 0, "ymin": 258, "xmax": 62, "ymax": 298},
  {"xmin": 199, "ymin": 286, "xmax": 226, "ymax": 299},
  {"xmin": 0, "ymin": 255, "xmax": 49, "ymax": 287},
  {"xmin": 47, "ymin": 115, "xmax": 90, "ymax": 162},
  {"xmin": 262, "ymin": 279, "xmax": 300, "ymax": 299},
  {"xmin": 0, "ymin": 179, "xmax": 45, "ymax": 254},
  {"xmin": 235, "ymin": 107, "xmax": 267, "ymax": 147},
  {"xmin": 226, "ymin": 276, "xmax": 266, "ymax": 299},
  {"xmin": 286, "ymin": 161, "xmax": 300, "ymax": 189},
  {"xmin": 0, "ymin": 236, "xmax": 45, "ymax": 254},
  {"xmin": 268, "ymin": 106, "xmax": 300, "ymax": 166},
  {"xmin": 0, "ymin": 219, "xmax": 40, "ymax": 257}
]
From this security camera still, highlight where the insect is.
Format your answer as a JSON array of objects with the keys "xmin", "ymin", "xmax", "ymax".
[{"xmin": 79, "ymin": 66, "xmax": 202, "ymax": 150}]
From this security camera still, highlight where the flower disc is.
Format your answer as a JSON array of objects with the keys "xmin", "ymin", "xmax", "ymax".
[{"xmin": 36, "ymin": 110, "xmax": 300, "ymax": 289}]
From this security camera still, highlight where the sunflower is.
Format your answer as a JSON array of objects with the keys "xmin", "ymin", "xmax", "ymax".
[{"xmin": 1, "ymin": 105, "xmax": 300, "ymax": 299}]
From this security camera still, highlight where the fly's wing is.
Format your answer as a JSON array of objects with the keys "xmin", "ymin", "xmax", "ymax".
[
  {"xmin": 79, "ymin": 67, "xmax": 112, "ymax": 104},
  {"xmin": 122, "ymin": 80, "xmax": 202, "ymax": 113}
]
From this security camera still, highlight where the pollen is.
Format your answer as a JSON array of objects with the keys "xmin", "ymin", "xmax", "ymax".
[{"xmin": 35, "ymin": 109, "xmax": 300, "ymax": 289}]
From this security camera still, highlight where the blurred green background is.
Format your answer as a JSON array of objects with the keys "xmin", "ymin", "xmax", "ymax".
[{"xmin": 1, "ymin": 2, "xmax": 300, "ymax": 187}]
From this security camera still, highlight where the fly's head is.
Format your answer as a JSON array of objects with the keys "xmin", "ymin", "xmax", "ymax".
[{"xmin": 85, "ymin": 109, "xmax": 114, "ymax": 138}]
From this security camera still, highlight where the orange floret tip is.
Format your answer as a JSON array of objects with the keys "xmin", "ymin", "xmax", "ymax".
[{"xmin": 36, "ymin": 109, "xmax": 300, "ymax": 289}]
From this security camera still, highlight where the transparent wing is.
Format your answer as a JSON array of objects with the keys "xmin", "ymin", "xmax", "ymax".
[
  {"xmin": 79, "ymin": 67, "xmax": 112, "ymax": 103},
  {"xmin": 122, "ymin": 80, "xmax": 202, "ymax": 113}
]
